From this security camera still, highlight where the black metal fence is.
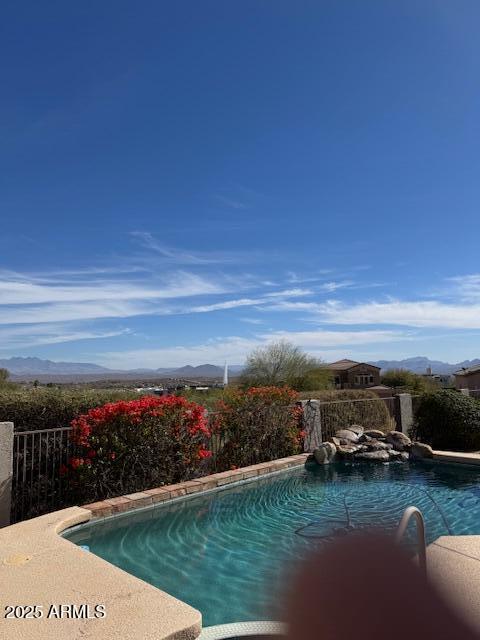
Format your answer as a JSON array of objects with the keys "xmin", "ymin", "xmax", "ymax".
[
  {"xmin": 318, "ymin": 396, "xmax": 398, "ymax": 441},
  {"xmin": 10, "ymin": 415, "xmax": 227, "ymax": 523},
  {"xmin": 11, "ymin": 427, "xmax": 74, "ymax": 524},
  {"xmin": 8, "ymin": 394, "xmax": 422, "ymax": 524}
]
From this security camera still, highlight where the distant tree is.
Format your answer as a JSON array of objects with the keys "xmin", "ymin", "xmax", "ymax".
[
  {"xmin": 0, "ymin": 368, "xmax": 17, "ymax": 390},
  {"xmin": 240, "ymin": 340, "xmax": 332, "ymax": 391},
  {"xmin": 381, "ymin": 368, "xmax": 437, "ymax": 393}
]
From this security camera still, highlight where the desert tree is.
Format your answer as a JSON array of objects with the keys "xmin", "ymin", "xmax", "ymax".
[{"xmin": 240, "ymin": 340, "xmax": 332, "ymax": 391}]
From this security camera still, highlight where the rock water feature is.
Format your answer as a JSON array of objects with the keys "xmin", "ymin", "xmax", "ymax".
[{"xmin": 313, "ymin": 425, "xmax": 433, "ymax": 465}]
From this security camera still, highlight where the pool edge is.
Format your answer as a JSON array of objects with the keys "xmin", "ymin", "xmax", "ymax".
[{"xmin": 80, "ymin": 454, "xmax": 312, "ymax": 523}]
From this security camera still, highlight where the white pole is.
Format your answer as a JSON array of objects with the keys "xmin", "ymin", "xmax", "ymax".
[{"xmin": 223, "ymin": 362, "xmax": 228, "ymax": 386}]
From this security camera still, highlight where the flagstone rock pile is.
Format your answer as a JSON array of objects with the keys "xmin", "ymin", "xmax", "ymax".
[{"xmin": 313, "ymin": 425, "xmax": 433, "ymax": 465}]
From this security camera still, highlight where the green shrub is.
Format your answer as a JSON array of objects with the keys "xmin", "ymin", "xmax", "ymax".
[
  {"xmin": 381, "ymin": 368, "xmax": 438, "ymax": 392},
  {"xmin": 176, "ymin": 387, "xmax": 227, "ymax": 410},
  {"xmin": 411, "ymin": 390, "xmax": 480, "ymax": 451},
  {"xmin": 211, "ymin": 386, "xmax": 302, "ymax": 470},
  {"xmin": 0, "ymin": 388, "xmax": 138, "ymax": 431}
]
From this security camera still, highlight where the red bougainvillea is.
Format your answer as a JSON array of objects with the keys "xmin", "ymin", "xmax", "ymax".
[{"xmin": 65, "ymin": 395, "xmax": 211, "ymax": 502}]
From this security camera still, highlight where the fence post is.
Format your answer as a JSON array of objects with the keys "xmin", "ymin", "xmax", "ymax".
[
  {"xmin": 395, "ymin": 394, "xmax": 413, "ymax": 435},
  {"xmin": 297, "ymin": 400, "xmax": 322, "ymax": 452},
  {"xmin": 0, "ymin": 422, "xmax": 14, "ymax": 528}
]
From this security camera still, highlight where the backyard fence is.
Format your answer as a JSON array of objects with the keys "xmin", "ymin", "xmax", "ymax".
[
  {"xmin": 317, "ymin": 395, "xmax": 398, "ymax": 441},
  {"xmin": 5, "ymin": 393, "xmax": 416, "ymax": 525},
  {"xmin": 9, "ymin": 415, "xmax": 227, "ymax": 524},
  {"xmin": 205, "ymin": 411, "xmax": 227, "ymax": 473},
  {"xmin": 11, "ymin": 427, "xmax": 74, "ymax": 524}
]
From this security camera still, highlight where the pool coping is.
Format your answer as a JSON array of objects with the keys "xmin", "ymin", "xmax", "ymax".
[
  {"xmin": 77, "ymin": 449, "xmax": 480, "ymax": 524},
  {"xmin": 0, "ymin": 453, "xmax": 310, "ymax": 640},
  {"xmin": 81, "ymin": 453, "xmax": 312, "ymax": 522},
  {"xmin": 3, "ymin": 450, "xmax": 480, "ymax": 639},
  {"xmin": 432, "ymin": 450, "xmax": 480, "ymax": 466}
]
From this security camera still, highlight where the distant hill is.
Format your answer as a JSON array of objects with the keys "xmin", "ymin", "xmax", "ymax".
[
  {"xmin": 0, "ymin": 357, "xmax": 111, "ymax": 376},
  {"xmin": 162, "ymin": 364, "xmax": 224, "ymax": 378},
  {"xmin": 369, "ymin": 356, "xmax": 480, "ymax": 375},
  {"xmin": 1, "ymin": 356, "xmax": 243, "ymax": 382}
]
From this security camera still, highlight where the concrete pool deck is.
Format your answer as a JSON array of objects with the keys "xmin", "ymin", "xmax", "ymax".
[
  {"xmin": 0, "ymin": 454, "xmax": 309, "ymax": 640},
  {"xmin": 1, "ymin": 451, "xmax": 480, "ymax": 638}
]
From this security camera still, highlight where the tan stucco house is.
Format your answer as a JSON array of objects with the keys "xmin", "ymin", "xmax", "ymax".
[
  {"xmin": 328, "ymin": 359, "xmax": 381, "ymax": 389},
  {"xmin": 454, "ymin": 364, "xmax": 480, "ymax": 391}
]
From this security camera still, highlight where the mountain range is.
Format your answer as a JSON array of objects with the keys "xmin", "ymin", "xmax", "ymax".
[
  {"xmin": 0, "ymin": 357, "xmax": 243, "ymax": 381},
  {"xmin": 2, "ymin": 355, "xmax": 479, "ymax": 381},
  {"xmin": 368, "ymin": 356, "xmax": 480, "ymax": 375}
]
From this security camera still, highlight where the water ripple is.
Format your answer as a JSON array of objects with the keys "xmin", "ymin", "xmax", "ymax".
[{"xmin": 66, "ymin": 461, "xmax": 480, "ymax": 626}]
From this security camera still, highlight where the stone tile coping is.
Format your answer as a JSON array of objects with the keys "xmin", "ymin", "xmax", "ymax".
[
  {"xmin": 0, "ymin": 506, "xmax": 201, "ymax": 640},
  {"xmin": 83, "ymin": 454, "xmax": 311, "ymax": 520},
  {"xmin": 432, "ymin": 450, "xmax": 480, "ymax": 466},
  {"xmin": 0, "ymin": 453, "xmax": 309, "ymax": 640},
  {"xmin": 427, "ymin": 536, "xmax": 480, "ymax": 631}
]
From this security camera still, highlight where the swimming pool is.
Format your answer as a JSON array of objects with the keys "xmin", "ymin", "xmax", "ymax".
[{"xmin": 65, "ymin": 460, "xmax": 480, "ymax": 626}]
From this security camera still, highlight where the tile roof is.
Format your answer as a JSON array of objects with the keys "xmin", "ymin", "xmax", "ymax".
[
  {"xmin": 328, "ymin": 359, "xmax": 380, "ymax": 371},
  {"xmin": 454, "ymin": 364, "xmax": 480, "ymax": 376}
]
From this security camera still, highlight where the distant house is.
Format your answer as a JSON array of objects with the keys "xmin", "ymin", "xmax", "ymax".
[
  {"xmin": 328, "ymin": 359, "xmax": 381, "ymax": 389},
  {"xmin": 421, "ymin": 370, "xmax": 453, "ymax": 387},
  {"xmin": 454, "ymin": 364, "xmax": 480, "ymax": 390}
]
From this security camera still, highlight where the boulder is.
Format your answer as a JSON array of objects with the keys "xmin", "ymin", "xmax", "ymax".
[
  {"xmin": 388, "ymin": 450, "xmax": 403, "ymax": 459},
  {"xmin": 385, "ymin": 431, "xmax": 412, "ymax": 452},
  {"xmin": 336, "ymin": 444, "xmax": 364, "ymax": 457},
  {"xmin": 313, "ymin": 442, "xmax": 337, "ymax": 465},
  {"xmin": 365, "ymin": 439, "xmax": 391, "ymax": 451},
  {"xmin": 388, "ymin": 450, "xmax": 409, "ymax": 462},
  {"xmin": 347, "ymin": 424, "xmax": 364, "ymax": 436},
  {"xmin": 358, "ymin": 434, "xmax": 372, "ymax": 443},
  {"xmin": 328, "ymin": 436, "xmax": 341, "ymax": 447},
  {"xmin": 355, "ymin": 450, "xmax": 390, "ymax": 463},
  {"xmin": 364, "ymin": 429, "xmax": 385, "ymax": 439},
  {"xmin": 335, "ymin": 429, "xmax": 360, "ymax": 444},
  {"xmin": 410, "ymin": 442, "xmax": 434, "ymax": 460}
]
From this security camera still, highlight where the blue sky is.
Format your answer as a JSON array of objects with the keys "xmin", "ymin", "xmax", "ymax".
[{"xmin": 1, "ymin": 1, "xmax": 480, "ymax": 368}]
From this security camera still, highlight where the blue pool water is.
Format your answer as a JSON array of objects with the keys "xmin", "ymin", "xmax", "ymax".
[{"xmin": 65, "ymin": 460, "xmax": 480, "ymax": 626}]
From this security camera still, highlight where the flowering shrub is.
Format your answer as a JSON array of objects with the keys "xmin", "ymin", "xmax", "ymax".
[
  {"xmin": 211, "ymin": 386, "xmax": 302, "ymax": 471},
  {"xmin": 64, "ymin": 395, "xmax": 210, "ymax": 502}
]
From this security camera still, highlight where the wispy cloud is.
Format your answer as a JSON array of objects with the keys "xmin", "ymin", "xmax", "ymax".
[
  {"xmin": 0, "ymin": 271, "xmax": 225, "ymax": 306},
  {"xmin": 130, "ymin": 231, "xmax": 256, "ymax": 265},
  {"xmin": 318, "ymin": 281, "xmax": 354, "ymax": 293},
  {"xmin": 265, "ymin": 288, "xmax": 312, "ymax": 298},
  {"xmin": 98, "ymin": 328, "xmax": 409, "ymax": 369},
  {"xmin": 313, "ymin": 299, "xmax": 480, "ymax": 330},
  {"xmin": 130, "ymin": 232, "xmax": 229, "ymax": 264},
  {"xmin": 447, "ymin": 274, "xmax": 480, "ymax": 301},
  {"xmin": 190, "ymin": 298, "xmax": 264, "ymax": 313},
  {"xmin": 260, "ymin": 328, "xmax": 411, "ymax": 349},
  {"xmin": 214, "ymin": 194, "xmax": 248, "ymax": 210},
  {"xmin": 240, "ymin": 317, "xmax": 265, "ymax": 325},
  {"xmin": 187, "ymin": 289, "xmax": 312, "ymax": 314},
  {"xmin": 286, "ymin": 270, "xmax": 334, "ymax": 284},
  {"xmin": 0, "ymin": 324, "xmax": 130, "ymax": 350}
]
